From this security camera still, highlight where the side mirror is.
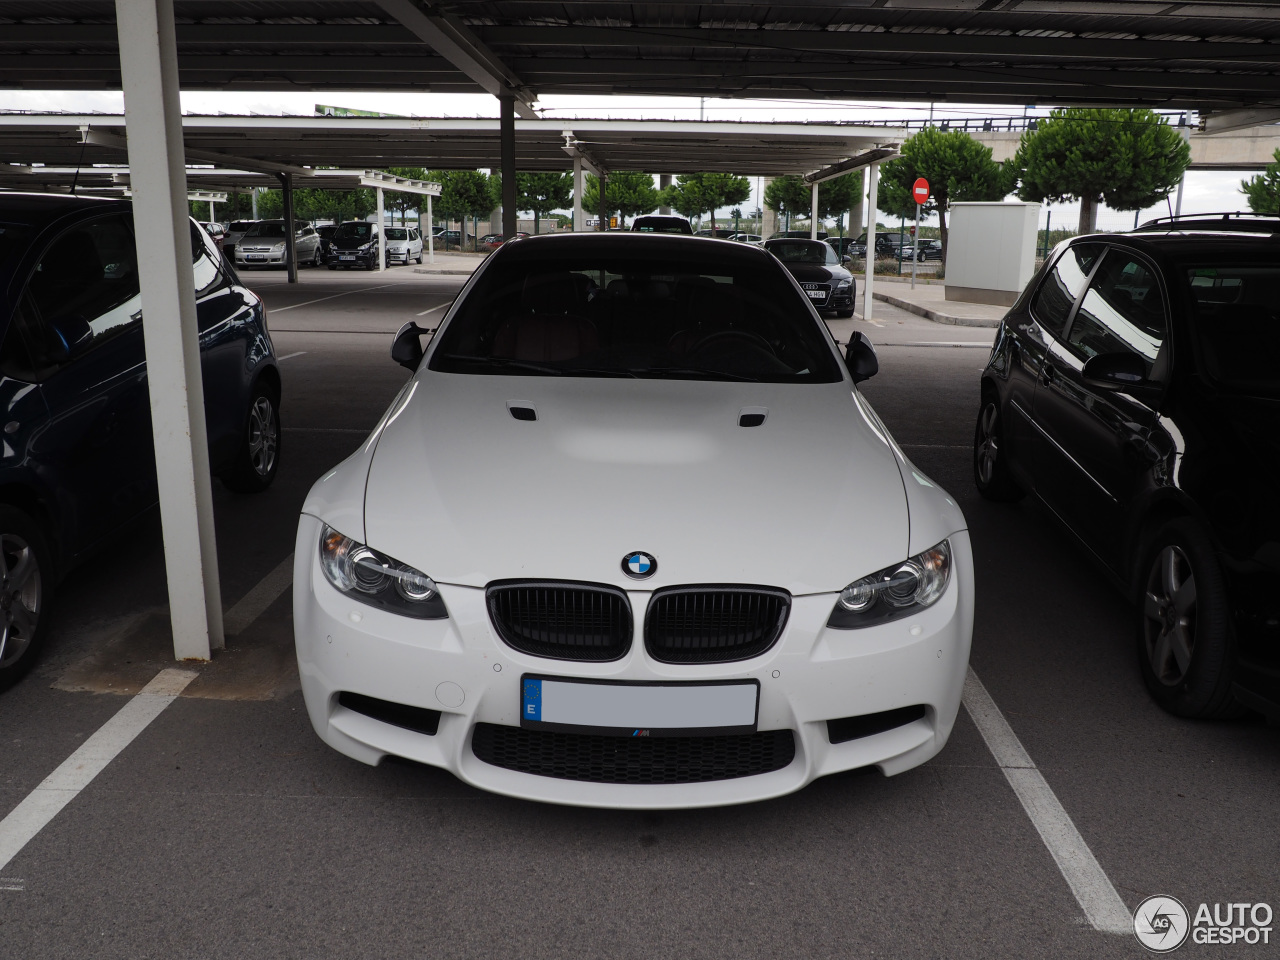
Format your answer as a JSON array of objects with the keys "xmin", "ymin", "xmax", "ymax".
[
  {"xmin": 841, "ymin": 254, "xmax": 852, "ymax": 265},
  {"xmin": 1082, "ymin": 351, "xmax": 1160, "ymax": 396},
  {"xmin": 845, "ymin": 331, "xmax": 879, "ymax": 384},
  {"xmin": 391, "ymin": 321, "xmax": 430, "ymax": 371}
]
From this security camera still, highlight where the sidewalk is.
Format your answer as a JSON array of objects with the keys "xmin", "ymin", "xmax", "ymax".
[
  {"xmin": 869, "ymin": 278, "xmax": 1007, "ymax": 328},
  {"xmin": 412, "ymin": 250, "xmax": 487, "ymax": 276}
]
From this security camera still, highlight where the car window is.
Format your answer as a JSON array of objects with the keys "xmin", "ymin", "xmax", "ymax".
[
  {"xmin": 2, "ymin": 213, "xmax": 141, "ymax": 380},
  {"xmin": 1064, "ymin": 250, "xmax": 1165, "ymax": 367},
  {"xmin": 189, "ymin": 220, "xmax": 222, "ymax": 297},
  {"xmin": 1184, "ymin": 261, "xmax": 1280, "ymax": 397},
  {"xmin": 1030, "ymin": 243, "xmax": 1102, "ymax": 337},
  {"xmin": 430, "ymin": 253, "xmax": 843, "ymax": 383},
  {"xmin": 385, "ymin": 229, "xmax": 408, "ymax": 241},
  {"xmin": 335, "ymin": 223, "xmax": 373, "ymax": 240},
  {"xmin": 765, "ymin": 240, "xmax": 829, "ymax": 264},
  {"xmin": 245, "ymin": 222, "xmax": 287, "ymax": 238}
]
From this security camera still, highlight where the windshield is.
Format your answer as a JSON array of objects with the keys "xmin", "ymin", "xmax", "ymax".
[
  {"xmin": 429, "ymin": 253, "xmax": 843, "ymax": 383},
  {"xmin": 1184, "ymin": 262, "xmax": 1280, "ymax": 396},
  {"xmin": 335, "ymin": 222, "xmax": 373, "ymax": 240},
  {"xmin": 245, "ymin": 222, "xmax": 287, "ymax": 238},
  {"xmin": 385, "ymin": 228, "xmax": 408, "ymax": 240},
  {"xmin": 633, "ymin": 218, "xmax": 692, "ymax": 234},
  {"xmin": 766, "ymin": 240, "xmax": 832, "ymax": 265}
]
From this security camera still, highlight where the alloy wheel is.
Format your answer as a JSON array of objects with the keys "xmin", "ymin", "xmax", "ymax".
[
  {"xmin": 247, "ymin": 395, "xmax": 279, "ymax": 477},
  {"xmin": 1143, "ymin": 545, "xmax": 1197, "ymax": 686},
  {"xmin": 0, "ymin": 534, "xmax": 42, "ymax": 669},
  {"xmin": 976, "ymin": 403, "xmax": 1000, "ymax": 486}
]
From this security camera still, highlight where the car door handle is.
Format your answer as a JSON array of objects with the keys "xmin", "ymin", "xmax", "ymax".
[{"xmin": 1040, "ymin": 363, "xmax": 1055, "ymax": 386}]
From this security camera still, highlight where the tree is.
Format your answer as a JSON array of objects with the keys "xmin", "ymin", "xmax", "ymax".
[
  {"xmin": 516, "ymin": 172, "xmax": 573, "ymax": 233},
  {"xmin": 879, "ymin": 128, "xmax": 1010, "ymax": 260},
  {"xmin": 763, "ymin": 171, "xmax": 862, "ymax": 233},
  {"xmin": 1241, "ymin": 149, "xmax": 1280, "ymax": 214},
  {"xmin": 583, "ymin": 172, "xmax": 659, "ymax": 227},
  {"xmin": 385, "ymin": 167, "xmax": 429, "ymax": 224},
  {"xmin": 662, "ymin": 173, "xmax": 751, "ymax": 231},
  {"xmin": 1012, "ymin": 107, "xmax": 1191, "ymax": 234},
  {"xmin": 429, "ymin": 170, "xmax": 499, "ymax": 244}
]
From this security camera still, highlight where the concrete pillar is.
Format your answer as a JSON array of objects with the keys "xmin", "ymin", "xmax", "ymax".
[
  {"xmin": 573, "ymin": 157, "xmax": 584, "ymax": 232},
  {"xmin": 208, "ymin": 198, "xmax": 215, "ymax": 227},
  {"xmin": 810, "ymin": 182, "xmax": 819, "ymax": 240},
  {"xmin": 598, "ymin": 173, "xmax": 609, "ymax": 231},
  {"xmin": 849, "ymin": 194, "xmax": 865, "ymax": 238},
  {"xmin": 115, "ymin": 0, "xmax": 223, "ymax": 660},
  {"xmin": 489, "ymin": 207, "xmax": 503, "ymax": 236},
  {"xmin": 659, "ymin": 174, "xmax": 672, "ymax": 215},
  {"xmin": 376, "ymin": 185, "xmax": 385, "ymax": 272},
  {"xmin": 427, "ymin": 193, "xmax": 435, "ymax": 263},
  {"xmin": 500, "ymin": 95, "xmax": 517, "ymax": 238},
  {"xmin": 761, "ymin": 177, "xmax": 778, "ymax": 237},
  {"xmin": 278, "ymin": 172, "xmax": 297, "ymax": 283},
  {"xmin": 251, "ymin": 187, "xmax": 258, "ymax": 219},
  {"xmin": 863, "ymin": 162, "xmax": 880, "ymax": 322}
]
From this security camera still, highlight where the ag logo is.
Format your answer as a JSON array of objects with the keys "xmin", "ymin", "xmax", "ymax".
[
  {"xmin": 1134, "ymin": 895, "xmax": 1190, "ymax": 953},
  {"xmin": 621, "ymin": 551, "xmax": 656, "ymax": 580}
]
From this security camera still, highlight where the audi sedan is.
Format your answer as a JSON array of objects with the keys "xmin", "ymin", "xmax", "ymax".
[
  {"xmin": 764, "ymin": 238, "xmax": 856, "ymax": 318},
  {"xmin": 294, "ymin": 233, "xmax": 972, "ymax": 808}
]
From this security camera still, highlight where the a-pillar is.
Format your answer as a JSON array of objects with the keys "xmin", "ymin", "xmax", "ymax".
[
  {"xmin": 500, "ymin": 95, "xmax": 517, "ymax": 238},
  {"xmin": 572, "ymin": 157, "xmax": 584, "ymax": 232},
  {"xmin": 115, "ymin": 0, "xmax": 223, "ymax": 660},
  {"xmin": 598, "ymin": 173, "xmax": 609, "ymax": 230},
  {"xmin": 376, "ymin": 185, "xmax": 385, "ymax": 272},
  {"xmin": 277, "ymin": 172, "xmax": 297, "ymax": 283},
  {"xmin": 810, "ymin": 182, "xmax": 819, "ymax": 240},
  {"xmin": 659, "ymin": 174, "xmax": 671, "ymax": 215},
  {"xmin": 863, "ymin": 162, "xmax": 880, "ymax": 322}
]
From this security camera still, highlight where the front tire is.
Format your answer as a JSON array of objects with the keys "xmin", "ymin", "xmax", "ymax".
[
  {"xmin": 221, "ymin": 381, "xmax": 281, "ymax": 494},
  {"xmin": 0, "ymin": 506, "xmax": 54, "ymax": 691},
  {"xmin": 973, "ymin": 396, "xmax": 1025, "ymax": 502},
  {"xmin": 1138, "ymin": 519, "xmax": 1242, "ymax": 719}
]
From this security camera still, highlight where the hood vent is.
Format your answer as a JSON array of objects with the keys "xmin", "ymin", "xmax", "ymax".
[
  {"xmin": 738, "ymin": 406, "xmax": 768, "ymax": 428},
  {"xmin": 508, "ymin": 403, "xmax": 537, "ymax": 422}
]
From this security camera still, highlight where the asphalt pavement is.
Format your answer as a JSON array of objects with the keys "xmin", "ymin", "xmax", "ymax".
[{"xmin": 0, "ymin": 268, "xmax": 1275, "ymax": 959}]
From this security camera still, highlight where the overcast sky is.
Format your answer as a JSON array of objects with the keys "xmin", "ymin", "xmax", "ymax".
[{"xmin": 2, "ymin": 88, "xmax": 1258, "ymax": 231}]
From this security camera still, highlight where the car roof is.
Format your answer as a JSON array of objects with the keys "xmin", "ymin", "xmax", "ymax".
[
  {"xmin": 1072, "ymin": 228, "xmax": 1280, "ymax": 261},
  {"xmin": 0, "ymin": 191, "xmax": 127, "ymax": 227}
]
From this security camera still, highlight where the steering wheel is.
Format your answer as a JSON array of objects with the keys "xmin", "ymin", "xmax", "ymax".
[{"xmin": 688, "ymin": 329, "xmax": 777, "ymax": 357}]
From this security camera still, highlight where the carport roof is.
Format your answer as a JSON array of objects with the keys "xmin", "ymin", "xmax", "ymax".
[
  {"xmin": 0, "ymin": 114, "xmax": 907, "ymax": 179},
  {"xmin": 0, "ymin": 2, "xmax": 1278, "ymax": 113}
]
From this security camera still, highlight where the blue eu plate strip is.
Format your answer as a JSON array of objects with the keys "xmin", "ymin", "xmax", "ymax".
[{"xmin": 522, "ymin": 678, "xmax": 542, "ymax": 722}]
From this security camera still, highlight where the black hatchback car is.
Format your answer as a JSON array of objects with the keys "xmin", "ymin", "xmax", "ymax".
[
  {"xmin": 974, "ymin": 215, "xmax": 1280, "ymax": 720},
  {"xmin": 764, "ymin": 238, "xmax": 856, "ymax": 318},
  {"xmin": 0, "ymin": 194, "xmax": 281, "ymax": 688},
  {"xmin": 326, "ymin": 220, "xmax": 381, "ymax": 270}
]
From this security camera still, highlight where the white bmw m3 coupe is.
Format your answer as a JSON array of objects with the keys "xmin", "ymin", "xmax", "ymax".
[{"xmin": 294, "ymin": 233, "xmax": 974, "ymax": 809}]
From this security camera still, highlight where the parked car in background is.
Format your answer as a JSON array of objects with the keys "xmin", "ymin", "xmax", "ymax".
[
  {"xmin": 384, "ymin": 227, "xmax": 423, "ymax": 265},
  {"xmin": 916, "ymin": 239, "xmax": 943, "ymax": 261},
  {"xmin": 326, "ymin": 221, "xmax": 381, "ymax": 270},
  {"xmin": 295, "ymin": 232, "xmax": 972, "ymax": 806},
  {"xmin": 631, "ymin": 215, "xmax": 693, "ymax": 235},
  {"xmin": 316, "ymin": 225, "xmax": 338, "ymax": 264},
  {"xmin": 974, "ymin": 217, "xmax": 1280, "ymax": 720},
  {"xmin": 201, "ymin": 222, "xmax": 225, "ymax": 251},
  {"xmin": 730, "ymin": 233, "xmax": 763, "ymax": 243},
  {"xmin": 771, "ymin": 230, "xmax": 829, "ymax": 241},
  {"xmin": 480, "ymin": 232, "xmax": 530, "ymax": 252},
  {"xmin": 223, "ymin": 219, "xmax": 257, "ymax": 258},
  {"xmin": 695, "ymin": 227, "xmax": 738, "ymax": 239},
  {"xmin": 235, "ymin": 220, "xmax": 322, "ymax": 269},
  {"xmin": 437, "ymin": 229, "xmax": 463, "ymax": 249},
  {"xmin": 827, "ymin": 237, "xmax": 863, "ymax": 259},
  {"xmin": 764, "ymin": 237, "xmax": 856, "ymax": 318},
  {"xmin": 0, "ymin": 193, "xmax": 282, "ymax": 689},
  {"xmin": 852, "ymin": 233, "xmax": 898, "ymax": 259}
]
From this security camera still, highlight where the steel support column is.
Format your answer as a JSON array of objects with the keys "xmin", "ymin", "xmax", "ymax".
[
  {"xmin": 376, "ymin": 185, "xmax": 385, "ymax": 272},
  {"xmin": 572, "ymin": 156, "xmax": 584, "ymax": 232},
  {"xmin": 427, "ymin": 193, "xmax": 435, "ymax": 262},
  {"xmin": 659, "ymin": 174, "xmax": 671, "ymax": 215},
  {"xmin": 114, "ymin": 0, "xmax": 223, "ymax": 660},
  {"xmin": 500, "ymin": 95, "xmax": 517, "ymax": 238},
  {"xmin": 598, "ymin": 173, "xmax": 608, "ymax": 231},
  {"xmin": 277, "ymin": 171, "xmax": 297, "ymax": 283},
  {"xmin": 810, "ymin": 182, "xmax": 819, "ymax": 239},
  {"xmin": 863, "ymin": 162, "xmax": 879, "ymax": 321}
]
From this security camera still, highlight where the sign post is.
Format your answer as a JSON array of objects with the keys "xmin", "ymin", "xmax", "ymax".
[{"xmin": 911, "ymin": 177, "xmax": 930, "ymax": 289}]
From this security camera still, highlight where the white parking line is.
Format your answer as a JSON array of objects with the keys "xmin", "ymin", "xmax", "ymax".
[
  {"xmin": 0, "ymin": 878, "xmax": 25, "ymax": 891},
  {"xmin": 415, "ymin": 303, "xmax": 450, "ymax": 317},
  {"xmin": 0, "ymin": 668, "xmax": 198, "ymax": 873},
  {"xmin": 277, "ymin": 351, "xmax": 307, "ymax": 361},
  {"xmin": 268, "ymin": 284, "xmax": 398, "ymax": 313},
  {"xmin": 223, "ymin": 553, "xmax": 295, "ymax": 637},
  {"xmin": 963, "ymin": 668, "xmax": 1133, "ymax": 935}
]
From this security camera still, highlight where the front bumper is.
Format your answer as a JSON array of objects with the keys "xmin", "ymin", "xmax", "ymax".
[
  {"xmin": 387, "ymin": 249, "xmax": 415, "ymax": 263},
  {"xmin": 329, "ymin": 251, "xmax": 375, "ymax": 267},
  {"xmin": 293, "ymin": 513, "xmax": 974, "ymax": 808},
  {"xmin": 237, "ymin": 250, "xmax": 287, "ymax": 266}
]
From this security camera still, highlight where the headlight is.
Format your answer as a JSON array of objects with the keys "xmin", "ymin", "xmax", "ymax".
[
  {"xmin": 318, "ymin": 525, "xmax": 447, "ymax": 619},
  {"xmin": 827, "ymin": 540, "xmax": 950, "ymax": 629},
  {"xmin": 836, "ymin": 278, "xmax": 852, "ymax": 289},
  {"xmin": 271, "ymin": 241, "xmax": 285, "ymax": 251},
  {"xmin": 359, "ymin": 241, "xmax": 374, "ymax": 252}
]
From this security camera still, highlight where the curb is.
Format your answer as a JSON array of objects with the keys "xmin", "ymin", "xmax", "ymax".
[
  {"xmin": 412, "ymin": 266, "xmax": 477, "ymax": 276},
  {"xmin": 872, "ymin": 290, "xmax": 1003, "ymax": 328}
]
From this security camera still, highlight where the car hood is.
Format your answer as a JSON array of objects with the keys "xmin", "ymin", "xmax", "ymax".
[
  {"xmin": 359, "ymin": 372, "xmax": 911, "ymax": 594},
  {"xmin": 781, "ymin": 263, "xmax": 850, "ymax": 284}
]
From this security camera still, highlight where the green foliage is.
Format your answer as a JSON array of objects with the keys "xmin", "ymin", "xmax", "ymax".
[
  {"xmin": 429, "ymin": 170, "xmax": 499, "ymax": 227},
  {"xmin": 383, "ymin": 167, "xmax": 428, "ymax": 223},
  {"xmin": 516, "ymin": 172, "xmax": 573, "ymax": 233},
  {"xmin": 584, "ymin": 172, "xmax": 660, "ymax": 226},
  {"xmin": 1012, "ymin": 108, "xmax": 1191, "ymax": 231},
  {"xmin": 763, "ymin": 172, "xmax": 863, "ymax": 224},
  {"xmin": 1241, "ymin": 149, "xmax": 1280, "ymax": 214},
  {"xmin": 661, "ymin": 173, "xmax": 751, "ymax": 229},
  {"xmin": 878, "ymin": 128, "xmax": 1009, "ymax": 257}
]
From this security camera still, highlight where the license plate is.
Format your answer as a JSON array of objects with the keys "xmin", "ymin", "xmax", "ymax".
[
  {"xmin": 521, "ymin": 676, "xmax": 758, "ymax": 737},
  {"xmin": 806, "ymin": 289, "xmax": 827, "ymax": 300},
  {"xmin": 340, "ymin": 255, "xmax": 355, "ymax": 261},
  {"xmin": 247, "ymin": 254, "xmax": 266, "ymax": 261}
]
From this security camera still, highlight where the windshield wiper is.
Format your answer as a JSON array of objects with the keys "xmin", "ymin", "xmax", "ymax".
[{"xmin": 437, "ymin": 354, "xmax": 564, "ymax": 375}]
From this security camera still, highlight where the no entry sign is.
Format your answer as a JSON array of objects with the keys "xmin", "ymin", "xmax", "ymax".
[{"xmin": 913, "ymin": 178, "xmax": 930, "ymax": 204}]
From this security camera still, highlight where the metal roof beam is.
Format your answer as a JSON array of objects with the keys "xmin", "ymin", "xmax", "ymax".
[
  {"xmin": 377, "ymin": 0, "xmax": 538, "ymax": 118},
  {"xmin": 79, "ymin": 128, "xmax": 313, "ymax": 179},
  {"xmin": 560, "ymin": 134, "xmax": 607, "ymax": 177},
  {"xmin": 804, "ymin": 148, "xmax": 901, "ymax": 184},
  {"xmin": 1202, "ymin": 108, "xmax": 1280, "ymax": 135}
]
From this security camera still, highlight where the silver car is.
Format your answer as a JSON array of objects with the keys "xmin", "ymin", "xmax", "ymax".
[
  {"xmin": 384, "ymin": 226, "xmax": 424, "ymax": 265},
  {"xmin": 235, "ymin": 220, "xmax": 322, "ymax": 269}
]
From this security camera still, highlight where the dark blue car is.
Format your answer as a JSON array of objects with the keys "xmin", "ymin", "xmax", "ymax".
[{"xmin": 0, "ymin": 194, "xmax": 281, "ymax": 688}]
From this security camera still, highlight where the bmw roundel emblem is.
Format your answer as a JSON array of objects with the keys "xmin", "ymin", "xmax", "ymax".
[{"xmin": 622, "ymin": 551, "xmax": 657, "ymax": 580}]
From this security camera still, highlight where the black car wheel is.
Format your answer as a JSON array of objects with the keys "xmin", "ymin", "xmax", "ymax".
[
  {"xmin": 835, "ymin": 307, "xmax": 855, "ymax": 319},
  {"xmin": 221, "ymin": 381, "xmax": 281, "ymax": 494},
  {"xmin": 0, "ymin": 506, "xmax": 53, "ymax": 691},
  {"xmin": 311, "ymin": 247, "xmax": 321, "ymax": 267},
  {"xmin": 1138, "ymin": 519, "xmax": 1242, "ymax": 719},
  {"xmin": 328, "ymin": 263, "xmax": 337, "ymax": 270},
  {"xmin": 973, "ymin": 397, "xmax": 1024, "ymax": 502}
]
